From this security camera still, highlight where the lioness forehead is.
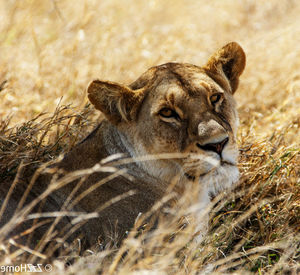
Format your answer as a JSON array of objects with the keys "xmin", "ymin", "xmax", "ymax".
[{"xmin": 148, "ymin": 63, "xmax": 224, "ymax": 98}]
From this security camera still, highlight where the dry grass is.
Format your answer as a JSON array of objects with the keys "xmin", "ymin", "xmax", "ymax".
[{"xmin": 0, "ymin": 0, "xmax": 299, "ymax": 274}]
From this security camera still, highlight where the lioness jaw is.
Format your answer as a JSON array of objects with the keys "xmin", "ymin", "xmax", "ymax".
[{"xmin": 0, "ymin": 42, "xmax": 245, "ymax": 251}]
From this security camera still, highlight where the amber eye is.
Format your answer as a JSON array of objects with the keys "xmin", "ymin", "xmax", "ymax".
[
  {"xmin": 210, "ymin": 94, "xmax": 222, "ymax": 105},
  {"xmin": 159, "ymin": 108, "xmax": 178, "ymax": 118}
]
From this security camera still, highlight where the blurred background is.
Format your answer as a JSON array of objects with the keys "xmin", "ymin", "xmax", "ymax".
[{"xmin": 0, "ymin": 0, "xmax": 299, "ymax": 130}]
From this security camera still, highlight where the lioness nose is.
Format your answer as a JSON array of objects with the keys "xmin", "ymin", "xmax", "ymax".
[{"xmin": 196, "ymin": 137, "xmax": 229, "ymax": 156}]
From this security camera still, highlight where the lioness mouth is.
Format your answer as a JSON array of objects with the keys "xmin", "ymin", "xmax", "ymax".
[
  {"xmin": 196, "ymin": 137, "xmax": 229, "ymax": 156},
  {"xmin": 221, "ymin": 160, "xmax": 236, "ymax": 166}
]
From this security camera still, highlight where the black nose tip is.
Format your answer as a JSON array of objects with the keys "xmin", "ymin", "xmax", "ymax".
[{"xmin": 196, "ymin": 137, "xmax": 229, "ymax": 155}]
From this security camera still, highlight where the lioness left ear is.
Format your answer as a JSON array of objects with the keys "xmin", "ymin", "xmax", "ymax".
[
  {"xmin": 87, "ymin": 80, "xmax": 146, "ymax": 124},
  {"xmin": 204, "ymin": 42, "xmax": 246, "ymax": 94}
]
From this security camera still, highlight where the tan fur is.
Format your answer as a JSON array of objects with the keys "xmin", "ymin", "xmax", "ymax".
[{"xmin": 0, "ymin": 42, "xmax": 245, "ymax": 249}]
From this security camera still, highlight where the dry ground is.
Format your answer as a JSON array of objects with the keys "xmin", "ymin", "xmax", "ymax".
[{"xmin": 0, "ymin": 0, "xmax": 299, "ymax": 274}]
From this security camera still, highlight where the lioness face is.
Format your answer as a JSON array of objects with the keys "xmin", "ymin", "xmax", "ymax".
[
  {"xmin": 88, "ymin": 42, "xmax": 245, "ymax": 194},
  {"xmin": 133, "ymin": 65, "xmax": 239, "ymax": 182}
]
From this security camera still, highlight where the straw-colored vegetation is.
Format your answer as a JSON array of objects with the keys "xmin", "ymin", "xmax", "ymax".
[{"xmin": 0, "ymin": 0, "xmax": 299, "ymax": 274}]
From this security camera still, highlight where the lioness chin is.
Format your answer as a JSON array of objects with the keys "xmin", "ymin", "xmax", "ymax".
[{"xmin": 1, "ymin": 42, "xmax": 245, "ymax": 251}]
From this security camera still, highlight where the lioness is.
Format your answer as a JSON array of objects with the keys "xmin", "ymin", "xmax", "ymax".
[{"xmin": 0, "ymin": 42, "xmax": 245, "ymax": 251}]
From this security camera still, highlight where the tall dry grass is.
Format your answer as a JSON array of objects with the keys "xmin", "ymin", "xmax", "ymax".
[{"xmin": 0, "ymin": 0, "xmax": 299, "ymax": 274}]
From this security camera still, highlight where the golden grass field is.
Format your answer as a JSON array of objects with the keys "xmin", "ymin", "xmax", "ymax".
[{"xmin": 0, "ymin": 0, "xmax": 299, "ymax": 274}]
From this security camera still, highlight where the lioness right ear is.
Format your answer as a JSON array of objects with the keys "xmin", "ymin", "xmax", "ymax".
[
  {"xmin": 204, "ymin": 42, "xmax": 246, "ymax": 94},
  {"xmin": 87, "ymin": 80, "xmax": 146, "ymax": 124}
]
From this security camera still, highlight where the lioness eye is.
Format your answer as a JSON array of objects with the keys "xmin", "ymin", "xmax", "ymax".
[
  {"xmin": 210, "ymin": 94, "xmax": 222, "ymax": 105},
  {"xmin": 159, "ymin": 108, "xmax": 178, "ymax": 118}
]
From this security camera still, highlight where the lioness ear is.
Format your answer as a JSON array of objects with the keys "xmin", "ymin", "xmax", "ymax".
[
  {"xmin": 204, "ymin": 42, "xmax": 246, "ymax": 93},
  {"xmin": 87, "ymin": 80, "xmax": 146, "ymax": 124}
]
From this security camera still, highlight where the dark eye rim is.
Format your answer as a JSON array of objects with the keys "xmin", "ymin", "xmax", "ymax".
[
  {"xmin": 210, "ymin": 93, "xmax": 222, "ymax": 105},
  {"xmin": 159, "ymin": 108, "xmax": 180, "ymax": 119}
]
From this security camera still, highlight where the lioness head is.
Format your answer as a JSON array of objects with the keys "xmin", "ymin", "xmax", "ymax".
[{"xmin": 87, "ymin": 42, "xmax": 245, "ymax": 195}]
